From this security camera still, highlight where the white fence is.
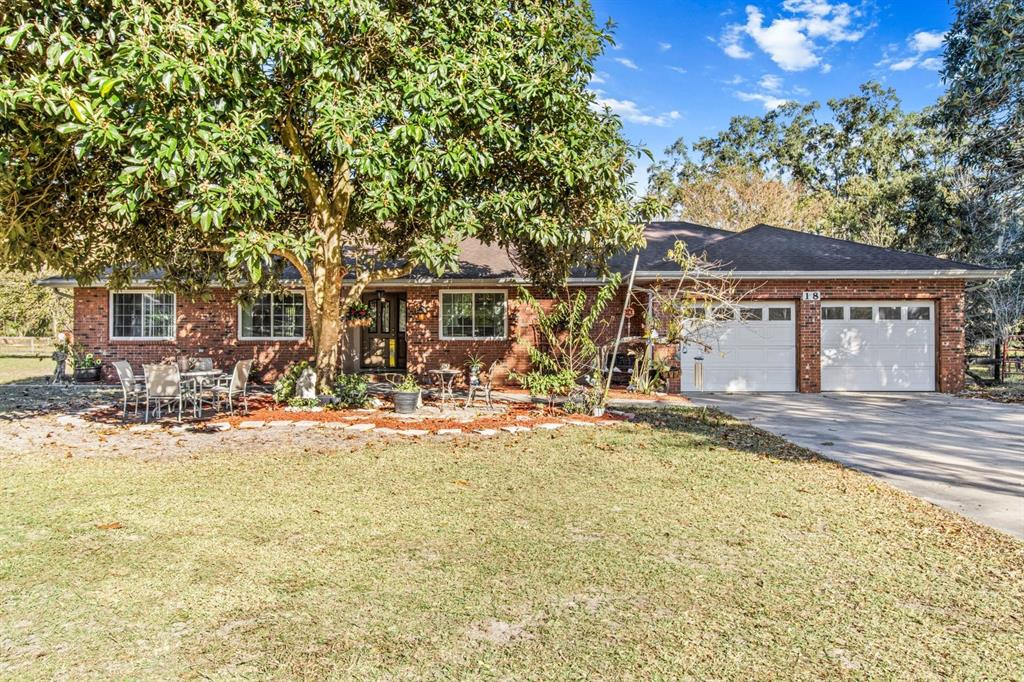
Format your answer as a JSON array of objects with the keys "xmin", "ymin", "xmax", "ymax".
[{"xmin": 0, "ymin": 336, "xmax": 56, "ymax": 357}]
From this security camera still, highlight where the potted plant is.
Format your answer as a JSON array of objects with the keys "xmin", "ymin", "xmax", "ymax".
[
  {"xmin": 390, "ymin": 374, "xmax": 420, "ymax": 414},
  {"xmin": 345, "ymin": 302, "xmax": 373, "ymax": 327},
  {"xmin": 466, "ymin": 353, "xmax": 485, "ymax": 386},
  {"xmin": 70, "ymin": 343, "xmax": 102, "ymax": 382}
]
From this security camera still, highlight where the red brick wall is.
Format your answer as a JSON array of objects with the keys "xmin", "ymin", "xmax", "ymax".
[
  {"xmin": 648, "ymin": 278, "xmax": 966, "ymax": 393},
  {"xmin": 73, "ymin": 288, "xmax": 314, "ymax": 382},
  {"xmin": 403, "ymin": 285, "xmax": 642, "ymax": 387},
  {"xmin": 74, "ymin": 278, "xmax": 966, "ymax": 392}
]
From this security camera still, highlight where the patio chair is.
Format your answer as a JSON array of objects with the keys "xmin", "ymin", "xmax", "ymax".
[
  {"xmin": 113, "ymin": 360, "xmax": 144, "ymax": 421},
  {"xmin": 208, "ymin": 359, "xmax": 253, "ymax": 415},
  {"xmin": 143, "ymin": 364, "xmax": 196, "ymax": 423},
  {"xmin": 466, "ymin": 361, "xmax": 500, "ymax": 409}
]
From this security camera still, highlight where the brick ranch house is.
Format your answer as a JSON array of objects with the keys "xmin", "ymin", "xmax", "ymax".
[{"xmin": 41, "ymin": 222, "xmax": 1005, "ymax": 393}]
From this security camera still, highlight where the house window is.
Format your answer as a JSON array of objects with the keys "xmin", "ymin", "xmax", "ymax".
[
  {"xmin": 440, "ymin": 291, "xmax": 507, "ymax": 339},
  {"xmin": 850, "ymin": 306, "xmax": 873, "ymax": 320},
  {"xmin": 239, "ymin": 292, "xmax": 305, "ymax": 339},
  {"xmin": 907, "ymin": 306, "xmax": 931, "ymax": 321},
  {"xmin": 740, "ymin": 307, "xmax": 763, "ymax": 321},
  {"xmin": 822, "ymin": 306, "xmax": 844, "ymax": 320},
  {"xmin": 878, "ymin": 306, "xmax": 901, "ymax": 320},
  {"xmin": 767, "ymin": 307, "xmax": 791, "ymax": 321},
  {"xmin": 110, "ymin": 292, "xmax": 176, "ymax": 340}
]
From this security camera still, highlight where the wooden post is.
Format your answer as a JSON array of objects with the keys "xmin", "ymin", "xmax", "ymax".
[{"xmin": 602, "ymin": 254, "xmax": 639, "ymax": 406}]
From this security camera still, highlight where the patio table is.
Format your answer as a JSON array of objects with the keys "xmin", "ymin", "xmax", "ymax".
[
  {"xmin": 183, "ymin": 369, "xmax": 224, "ymax": 416},
  {"xmin": 427, "ymin": 368, "xmax": 460, "ymax": 407}
]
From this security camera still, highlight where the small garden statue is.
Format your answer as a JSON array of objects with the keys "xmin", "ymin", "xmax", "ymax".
[
  {"xmin": 51, "ymin": 332, "xmax": 70, "ymax": 386},
  {"xmin": 296, "ymin": 366, "xmax": 318, "ymax": 399}
]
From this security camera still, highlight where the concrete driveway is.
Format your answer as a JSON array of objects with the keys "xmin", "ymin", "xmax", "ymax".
[{"xmin": 689, "ymin": 392, "xmax": 1024, "ymax": 539}]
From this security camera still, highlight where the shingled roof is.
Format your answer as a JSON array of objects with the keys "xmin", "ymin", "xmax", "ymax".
[
  {"xmin": 38, "ymin": 221, "xmax": 1002, "ymax": 287},
  {"xmin": 625, "ymin": 222, "xmax": 995, "ymax": 275}
]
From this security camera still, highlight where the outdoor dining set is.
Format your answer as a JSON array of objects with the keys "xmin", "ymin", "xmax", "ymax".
[{"xmin": 113, "ymin": 358, "xmax": 253, "ymax": 422}]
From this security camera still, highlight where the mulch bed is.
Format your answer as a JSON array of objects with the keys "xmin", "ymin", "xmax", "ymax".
[{"xmin": 210, "ymin": 395, "xmax": 623, "ymax": 432}]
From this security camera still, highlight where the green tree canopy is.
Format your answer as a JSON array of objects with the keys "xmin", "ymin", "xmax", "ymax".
[
  {"xmin": 0, "ymin": 0, "xmax": 651, "ymax": 384},
  {"xmin": 649, "ymin": 83, "xmax": 963, "ymax": 253}
]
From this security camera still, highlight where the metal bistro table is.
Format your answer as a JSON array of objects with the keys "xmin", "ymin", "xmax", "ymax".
[
  {"xmin": 427, "ymin": 368, "xmax": 461, "ymax": 408},
  {"xmin": 182, "ymin": 369, "xmax": 224, "ymax": 416}
]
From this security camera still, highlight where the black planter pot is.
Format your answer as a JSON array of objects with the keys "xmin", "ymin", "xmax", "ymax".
[
  {"xmin": 393, "ymin": 390, "xmax": 420, "ymax": 414},
  {"xmin": 73, "ymin": 365, "xmax": 102, "ymax": 383}
]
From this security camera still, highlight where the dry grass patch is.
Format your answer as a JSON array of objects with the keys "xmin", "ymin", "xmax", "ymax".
[{"xmin": 1, "ymin": 409, "xmax": 1021, "ymax": 679}]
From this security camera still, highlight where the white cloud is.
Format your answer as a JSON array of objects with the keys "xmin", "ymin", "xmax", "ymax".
[
  {"xmin": 736, "ymin": 91, "xmax": 791, "ymax": 110},
  {"xmin": 792, "ymin": 85, "xmax": 811, "ymax": 96},
  {"xmin": 720, "ymin": 1, "xmax": 867, "ymax": 72},
  {"xmin": 590, "ymin": 71, "xmax": 608, "ymax": 84},
  {"xmin": 614, "ymin": 57, "xmax": 639, "ymax": 70},
  {"xmin": 658, "ymin": 42, "xmax": 672, "ymax": 51},
  {"xmin": 882, "ymin": 28, "xmax": 946, "ymax": 72},
  {"xmin": 591, "ymin": 94, "xmax": 682, "ymax": 127},
  {"xmin": 758, "ymin": 73, "xmax": 784, "ymax": 91},
  {"xmin": 724, "ymin": 42, "xmax": 754, "ymax": 59},
  {"xmin": 890, "ymin": 57, "xmax": 918, "ymax": 71},
  {"xmin": 723, "ymin": 74, "xmax": 746, "ymax": 85},
  {"xmin": 910, "ymin": 30, "xmax": 944, "ymax": 53},
  {"xmin": 667, "ymin": 66, "xmax": 688, "ymax": 75}
]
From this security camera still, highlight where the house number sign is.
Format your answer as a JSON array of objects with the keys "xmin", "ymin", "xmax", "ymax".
[{"xmin": 802, "ymin": 291, "xmax": 821, "ymax": 301}]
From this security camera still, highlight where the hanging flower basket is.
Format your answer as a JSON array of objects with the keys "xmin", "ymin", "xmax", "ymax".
[{"xmin": 346, "ymin": 302, "xmax": 373, "ymax": 327}]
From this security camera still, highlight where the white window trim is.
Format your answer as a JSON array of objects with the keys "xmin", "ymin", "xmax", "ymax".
[
  {"xmin": 438, "ymin": 289, "xmax": 508, "ymax": 341},
  {"xmin": 237, "ymin": 291, "xmax": 307, "ymax": 341},
  {"xmin": 820, "ymin": 301, "xmax": 935, "ymax": 323},
  {"xmin": 109, "ymin": 290, "xmax": 177, "ymax": 341}
]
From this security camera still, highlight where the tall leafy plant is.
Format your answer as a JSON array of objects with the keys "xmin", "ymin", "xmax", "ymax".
[{"xmin": 515, "ymin": 274, "xmax": 621, "ymax": 381}]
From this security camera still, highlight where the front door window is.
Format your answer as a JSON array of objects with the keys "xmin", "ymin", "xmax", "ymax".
[{"xmin": 360, "ymin": 293, "xmax": 406, "ymax": 369}]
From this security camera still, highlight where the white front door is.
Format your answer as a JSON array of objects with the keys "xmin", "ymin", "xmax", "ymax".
[
  {"xmin": 679, "ymin": 302, "xmax": 796, "ymax": 392},
  {"xmin": 820, "ymin": 301, "xmax": 935, "ymax": 391}
]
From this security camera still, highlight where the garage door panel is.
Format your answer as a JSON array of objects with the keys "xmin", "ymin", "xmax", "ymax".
[
  {"xmin": 821, "ymin": 302, "xmax": 935, "ymax": 392},
  {"xmin": 683, "ymin": 303, "xmax": 796, "ymax": 392}
]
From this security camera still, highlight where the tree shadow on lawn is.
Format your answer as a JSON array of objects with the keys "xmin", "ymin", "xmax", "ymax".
[
  {"xmin": 0, "ymin": 383, "xmax": 121, "ymax": 422},
  {"xmin": 630, "ymin": 406, "xmax": 825, "ymax": 463}
]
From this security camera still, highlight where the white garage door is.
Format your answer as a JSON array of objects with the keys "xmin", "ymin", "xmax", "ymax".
[
  {"xmin": 680, "ymin": 303, "xmax": 796, "ymax": 392},
  {"xmin": 821, "ymin": 301, "xmax": 935, "ymax": 391}
]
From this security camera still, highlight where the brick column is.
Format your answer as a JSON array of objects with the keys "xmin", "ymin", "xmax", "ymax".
[
  {"xmin": 936, "ymin": 285, "xmax": 966, "ymax": 392},
  {"xmin": 797, "ymin": 298, "xmax": 821, "ymax": 392}
]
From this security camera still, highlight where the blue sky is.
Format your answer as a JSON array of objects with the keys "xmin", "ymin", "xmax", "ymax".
[{"xmin": 588, "ymin": 0, "xmax": 954, "ymax": 189}]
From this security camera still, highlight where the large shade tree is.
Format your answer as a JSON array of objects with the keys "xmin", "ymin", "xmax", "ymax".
[{"xmin": 0, "ymin": 1, "xmax": 650, "ymax": 385}]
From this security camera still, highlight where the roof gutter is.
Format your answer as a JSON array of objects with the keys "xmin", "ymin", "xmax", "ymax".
[
  {"xmin": 632, "ymin": 268, "xmax": 1013, "ymax": 281},
  {"xmin": 36, "ymin": 268, "xmax": 1011, "ymax": 289}
]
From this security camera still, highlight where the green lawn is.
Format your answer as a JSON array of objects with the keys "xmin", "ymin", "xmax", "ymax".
[
  {"xmin": 0, "ymin": 356, "xmax": 52, "ymax": 385},
  {"xmin": 1, "ymin": 410, "xmax": 1021, "ymax": 679}
]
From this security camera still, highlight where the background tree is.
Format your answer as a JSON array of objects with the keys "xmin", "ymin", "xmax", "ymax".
[
  {"xmin": 940, "ymin": 0, "xmax": 1024, "ymax": 352},
  {"xmin": 648, "ymin": 142, "xmax": 830, "ymax": 232},
  {"xmin": 0, "ymin": 270, "xmax": 72, "ymax": 337},
  {"xmin": 0, "ymin": 1, "xmax": 651, "ymax": 387},
  {"xmin": 649, "ymin": 83, "xmax": 960, "ymax": 251}
]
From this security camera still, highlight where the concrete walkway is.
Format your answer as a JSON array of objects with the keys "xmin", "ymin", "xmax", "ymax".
[{"xmin": 689, "ymin": 392, "xmax": 1024, "ymax": 539}]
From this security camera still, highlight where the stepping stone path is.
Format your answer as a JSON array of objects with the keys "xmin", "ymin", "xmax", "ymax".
[
  {"xmin": 239, "ymin": 421, "xmax": 265, "ymax": 429},
  {"xmin": 345, "ymin": 423, "xmax": 375, "ymax": 432}
]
